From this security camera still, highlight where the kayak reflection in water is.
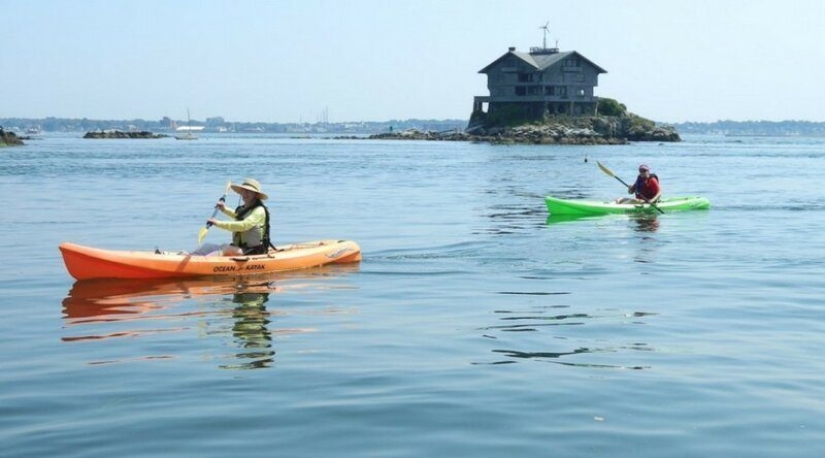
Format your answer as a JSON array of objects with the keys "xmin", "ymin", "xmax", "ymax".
[
  {"xmin": 616, "ymin": 164, "xmax": 662, "ymax": 205},
  {"xmin": 194, "ymin": 178, "xmax": 273, "ymax": 256}
]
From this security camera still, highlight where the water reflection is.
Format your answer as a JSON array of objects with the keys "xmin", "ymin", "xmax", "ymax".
[
  {"xmin": 475, "ymin": 299, "xmax": 657, "ymax": 370},
  {"xmin": 545, "ymin": 213, "xmax": 599, "ymax": 225},
  {"xmin": 61, "ymin": 278, "xmax": 224, "ymax": 341},
  {"xmin": 482, "ymin": 204, "xmax": 548, "ymax": 235},
  {"xmin": 629, "ymin": 213, "xmax": 659, "ymax": 232},
  {"xmin": 61, "ymin": 265, "xmax": 359, "ymax": 369},
  {"xmin": 222, "ymin": 291, "xmax": 274, "ymax": 370},
  {"xmin": 478, "ymin": 187, "xmax": 549, "ymax": 235},
  {"xmin": 545, "ymin": 212, "xmax": 660, "ymax": 231},
  {"xmin": 62, "ymin": 277, "xmax": 279, "ymax": 369}
]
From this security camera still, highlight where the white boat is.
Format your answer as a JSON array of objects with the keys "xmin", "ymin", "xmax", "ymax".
[
  {"xmin": 175, "ymin": 131, "xmax": 198, "ymax": 141},
  {"xmin": 175, "ymin": 109, "xmax": 199, "ymax": 140}
]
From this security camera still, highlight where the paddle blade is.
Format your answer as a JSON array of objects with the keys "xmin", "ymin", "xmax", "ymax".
[
  {"xmin": 197, "ymin": 226, "xmax": 208, "ymax": 246},
  {"xmin": 597, "ymin": 161, "xmax": 631, "ymax": 188},
  {"xmin": 597, "ymin": 161, "xmax": 615, "ymax": 178}
]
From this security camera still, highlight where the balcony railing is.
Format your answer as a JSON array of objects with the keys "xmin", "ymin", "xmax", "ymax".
[{"xmin": 474, "ymin": 95, "xmax": 597, "ymax": 103}]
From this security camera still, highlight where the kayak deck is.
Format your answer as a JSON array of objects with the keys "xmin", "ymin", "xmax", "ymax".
[
  {"xmin": 59, "ymin": 240, "xmax": 362, "ymax": 281},
  {"xmin": 545, "ymin": 196, "xmax": 710, "ymax": 216}
]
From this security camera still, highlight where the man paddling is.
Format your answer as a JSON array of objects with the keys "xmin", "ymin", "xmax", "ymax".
[{"xmin": 616, "ymin": 164, "xmax": 661, "ymax": 204}]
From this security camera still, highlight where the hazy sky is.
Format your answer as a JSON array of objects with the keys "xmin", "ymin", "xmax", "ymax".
[{"xmin": 3, "ymin": 0, "xmax": 824, "ymax": 123}]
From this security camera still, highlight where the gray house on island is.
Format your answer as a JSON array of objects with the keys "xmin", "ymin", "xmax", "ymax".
[{"xmin": 472, "ymin": 45, "xmax": 607, "ymax": 123}]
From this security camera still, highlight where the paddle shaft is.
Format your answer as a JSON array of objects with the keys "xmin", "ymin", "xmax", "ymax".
[
  {"xmin": 198, "ymin": 182, "xmax": 232, "ymax": 245},
  {"xmin": 610, "ymin": 174, "xmax": 632, "ymax": 189},
  {"xmin": 205, "ymin": 195, "xmax": 227, "ymax": 228}
]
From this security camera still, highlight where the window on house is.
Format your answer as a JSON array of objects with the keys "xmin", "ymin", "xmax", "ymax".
[
  {"xmin": 577, "ymin": 88, "xmax": 585, "ymax": 98},
  {"xmin": 517, "ymin": 73, "xmax": 534, "ymax": 82},
  {"xmin": 544, "ymin": 86, "xmax": 555, "ymax": 96},
  {"xmin": 515, "ymin": 87, "xmax": 526, "ymax": 96},
  {"xmin": 528, "ymin": 86, "xmax": 541, "ymax": 95}
]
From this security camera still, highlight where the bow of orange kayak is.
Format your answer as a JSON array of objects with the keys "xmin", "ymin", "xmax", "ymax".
[{"xmin": 59, "ymin": 240, "xmax": 362, "ymax": 281}]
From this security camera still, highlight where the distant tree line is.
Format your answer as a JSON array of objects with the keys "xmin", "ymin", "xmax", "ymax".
[
  {"xmin": 673, "ymin": 120, "xmax": 825, "ymax": 136},
  {"xmin": 0, "ymin": 117, "xmax": 468, "ymax": 134}
]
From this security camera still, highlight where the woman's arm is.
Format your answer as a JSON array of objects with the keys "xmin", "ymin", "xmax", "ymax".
[
  {"xmin": 213, "ymin": 206, "xmax": 265, "ymax": 232},
  {"xmin": 219, "ymin": 204, "xmax": 237, "ymax": 218}
]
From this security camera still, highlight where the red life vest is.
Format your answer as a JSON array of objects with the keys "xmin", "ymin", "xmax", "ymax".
[{"xmin": 634, "ymin": 174, "xmax": 660, "ymax": 200}]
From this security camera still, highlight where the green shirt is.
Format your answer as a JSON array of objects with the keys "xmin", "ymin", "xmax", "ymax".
[{"xmin": 214, "ymin": 205, "xmax": 267, "ymax": 247}]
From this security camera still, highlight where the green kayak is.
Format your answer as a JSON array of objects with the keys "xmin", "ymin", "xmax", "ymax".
[{"xmin": 545, "ymin": 196, "xmax": 710, "ymax": 216}]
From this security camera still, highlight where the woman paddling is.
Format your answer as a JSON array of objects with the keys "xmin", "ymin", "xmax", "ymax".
[{"xmin": 195, "ymin": 178, "xmax": 272, "ymax": 256}]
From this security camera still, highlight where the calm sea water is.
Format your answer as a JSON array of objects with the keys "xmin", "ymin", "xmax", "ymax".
[{"xmin": 1, "ymin": 133, "xmax": 823, "ymax": 457}]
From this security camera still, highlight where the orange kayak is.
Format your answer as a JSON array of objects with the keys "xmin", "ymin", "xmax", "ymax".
[{"xmin": 59, "ymin": 240, "xmax": 362, "ymax": 281}]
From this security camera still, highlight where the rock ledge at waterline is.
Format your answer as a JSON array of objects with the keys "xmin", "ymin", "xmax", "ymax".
[
  {"xmin": 369, "ymin": 116, "xmax": 680, "ymax": 145},
  {"xmin": 0, "ymin": 129, "xmax": 24, "ymax": 146},
  {"xmin": 83, "ymin": 130, "xmax": 168, "ymax": 139}
]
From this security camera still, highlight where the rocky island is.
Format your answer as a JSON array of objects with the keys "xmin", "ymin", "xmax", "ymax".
[
  {"xmin": 370, "ymin": 44, "xmax": 680, "ymax": 145},
  {"xmin": 370, "ymin": 99, "xmax": 679, "ymax": 145}
]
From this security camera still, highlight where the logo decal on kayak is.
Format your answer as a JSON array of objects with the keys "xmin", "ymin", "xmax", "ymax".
[
  {"xmin": 326, "ymin": 248, "xmax": 351, "ymax": 259},
  {"xmin": 213, "ymin": 264, "xmax": 266, "ymax": 273}
]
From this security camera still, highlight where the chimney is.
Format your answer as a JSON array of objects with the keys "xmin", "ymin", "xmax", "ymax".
[{"xmin": 508, "ymin": 46, "xmax": 516, "ymax": 52}]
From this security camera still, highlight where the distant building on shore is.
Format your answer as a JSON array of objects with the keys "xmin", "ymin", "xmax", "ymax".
[{"xmin": 472, "ymin": 43, "xmax": 607, "ymax": 124}]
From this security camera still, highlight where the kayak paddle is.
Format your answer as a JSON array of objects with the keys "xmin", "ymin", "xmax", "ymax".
[
  {"xmin": 596, "ymin": 161, "xmax": 665, "ymax": 214},
  {"xmin": 198, "ymin": 181, "xmax": 232, "ymax": 246}
]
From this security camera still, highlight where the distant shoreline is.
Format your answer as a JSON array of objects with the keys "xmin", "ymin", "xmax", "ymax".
[
  {"xmin": 723, "ymin": 133, "xmax": 825, "ymax": 137},
  {"xmin": 2, "ymin": 118, "xmax": 824, "ymax": 137}
]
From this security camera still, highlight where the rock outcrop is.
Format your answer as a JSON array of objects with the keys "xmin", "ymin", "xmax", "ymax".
[
  {"xmin": 83, "ymin": 130, "xmax": 167, "ymax": 139},
  {"xmin": 0, "ymin": 128, "xmax": 24, "ymax": 146}
]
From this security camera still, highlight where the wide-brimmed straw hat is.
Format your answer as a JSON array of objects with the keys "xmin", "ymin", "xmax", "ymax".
[{"xmin": 231, "ymin": 178, "xmax": 269, "ymax": 200}]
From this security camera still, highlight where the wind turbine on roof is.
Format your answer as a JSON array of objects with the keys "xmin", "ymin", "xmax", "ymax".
[{"xmin": 539, "ymin": 21, "xmax": 550, "ymax": 49}]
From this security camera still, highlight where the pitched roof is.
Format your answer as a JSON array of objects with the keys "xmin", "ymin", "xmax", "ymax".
[{"xmin": 478, "ymin": 49, "xmax": 607, "ymax": 74}]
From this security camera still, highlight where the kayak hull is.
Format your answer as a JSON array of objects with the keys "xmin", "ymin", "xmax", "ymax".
[
  {"xmin": 545, "ymin": 196, "xmax": 710, "ymax": 216},
  {"xmin": 59, "ymin": 240, "xmax": 362, "ymax": 281}
]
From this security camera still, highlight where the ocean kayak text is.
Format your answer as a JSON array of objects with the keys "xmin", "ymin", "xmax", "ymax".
[{"xmin": 213, "ymin": 264, "xmax": 266, "ymax": 273}]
